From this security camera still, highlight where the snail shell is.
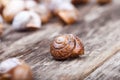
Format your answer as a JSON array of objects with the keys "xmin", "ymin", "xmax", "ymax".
[
  {"xmin": 12, "ymin": 11, "xmax": 41, "ymax": 31},
  {"xmin": 43, "ymin": 0, "xmax": 78, "ymax": 24},
  {"xmin": 2, "ymin": 0, "xmax": 25, "ymax": 23},
  {"xmin": 31, "ymin": 3, "xmax": 52, "ymax": 23},
  {"xmin": 50, "ymin": 34, "xmax": 84, "ymax": 60},
  {"xmin": 25, "ymin": 0, "xmax": 37, "ymax": 10},
  {"xmin": 55, "ymin": 3, "xmax": 78, "ymax": 24},
  {"xmin": 0, "ymin": 58, "xmax": 32, "ymax": 80}
]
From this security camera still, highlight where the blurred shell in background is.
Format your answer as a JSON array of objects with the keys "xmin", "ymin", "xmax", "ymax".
[
  {"xmin": 0, "ymin": 0, "xmax": 11, "ymax": 7},
  {"xmin": 44, "ymin": 0, "xmax": 71, "ymax": 12},
  {"xmin": 0, "ymin": 0, "xmax": 112, "ymax": 34},
  {"xmin": 32, "ymin": 3, "xmax": 52, "ymax": 23},
  {"xmin": 0, "ymin": 58, "xmax": 33, "ymax": 80},
  {"xmin": 2, "ymin": 0, "xmax": 25, "ymax": 23},
  {"xmin": 25, "ymin": 0, "xmax": 38, "ymax": 10},
  {"xmin": 12, "ymin": 11, "xmax": 41, "ymax": 31},
  {"xmin": 40, "ymin": 0, "xmax": 78, "ymax": 24},
  {"xmin": 55, "ymin": 3, "xmax": 79, "ymax": 24}
]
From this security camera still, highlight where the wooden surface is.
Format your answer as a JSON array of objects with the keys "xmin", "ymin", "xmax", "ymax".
[
  {"xmin": 0, "ymin": 1, "xmax": 120, "ymax": 80},
  {"xmin": 85, "ymin": 51, "xmax": 120, "ymax": 80}
]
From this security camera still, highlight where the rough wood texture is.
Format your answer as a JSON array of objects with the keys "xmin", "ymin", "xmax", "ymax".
[
  {"xmin": 85, "ymin": 51, "xmax": 120, "ymax": 80},
  {"xmin": 0, "ymin": 1, "xmax": 120, "ymax": 80},
  {"xmin": 0, "ymin": 23, "xmax": 63, "ymax": 59}
]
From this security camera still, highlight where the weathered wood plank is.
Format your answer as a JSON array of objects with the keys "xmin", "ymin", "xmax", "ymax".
[
  {"xmin": 0, "ymin": 2, "xmax": 120, "ymax": 80},
  {"xmin": 0, "ymin": 22, "xmax": 62, "ymax": 53},
  {"xmin": 0, "ymin": 23, "xmax": 62, "ymax": 58},
  {"xmin": 85, "ymin": 51, "xmax": 120, "ymax": 80}
]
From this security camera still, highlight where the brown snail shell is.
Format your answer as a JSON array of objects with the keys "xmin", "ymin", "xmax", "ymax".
[
  {"xmin": 57, "ymin": 9, "xmax": 78, "ymax": 24},
  {"xmin": 55, "ymin": 3, "xmax": 78, "ymax": 24},
  {"xmin": 43, "ymin": 0, "xmax": 78, "ymax": 24},
  {"xmin": 12, "ymin": 11, "xmax": 41, "ymax": 31},
  {"xmin": 50, "ymin": 34, "xmax": 84, "ymax": 60},
  {"xmin": 0, "ymin": 58, "xmax": 33, "ymax": 80}
]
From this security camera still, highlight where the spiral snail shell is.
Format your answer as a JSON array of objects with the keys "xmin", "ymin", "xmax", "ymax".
[
  {"xmin": 0, "ymin": 58, "xmax": 33, "ymax": 80},
  {"xmin": 50, "ymin": 34, "xmax": 84, "ymax": 60}
]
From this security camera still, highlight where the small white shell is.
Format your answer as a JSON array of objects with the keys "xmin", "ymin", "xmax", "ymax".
[
  {"xmin": 0, "ymin": 58, "xmax": 21, "ymax": 73},
  {"xmin": 12, "ymin": 11, "xmax": 41, "ymax": 31}
]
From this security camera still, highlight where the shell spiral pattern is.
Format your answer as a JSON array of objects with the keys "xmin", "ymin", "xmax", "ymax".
[{"xmin": 50, "ymin": 34, "xmax": 84, "ymax": 60}]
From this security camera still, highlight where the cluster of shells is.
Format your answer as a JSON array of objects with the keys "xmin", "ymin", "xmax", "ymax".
[
  {"xmin": 0, "ymin": 0, "xmax": 81, "ymax": 36},
  {"xmin": 0, "ymin": 0, "xmax": 111, "ymax": 36}
]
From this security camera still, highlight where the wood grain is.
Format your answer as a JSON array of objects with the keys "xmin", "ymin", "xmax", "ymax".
[
  {"xmin": 0, "ymin": 23, "xmax": 62, "ymax": 59},
  {"xmin": 0, "ymin": 1, "xmax": 120, "ymax": 80},
  {"xmin": 85, "ymin": 51, "xmax": 120, "ymax": 80}
]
